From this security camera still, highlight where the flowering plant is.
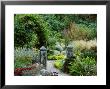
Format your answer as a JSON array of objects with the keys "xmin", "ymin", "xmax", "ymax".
[{"xmin": 14, "ymin": 67, "xmax": 33, "ymax": 76}]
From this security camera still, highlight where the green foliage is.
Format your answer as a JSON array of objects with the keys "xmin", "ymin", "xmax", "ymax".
[
  {"xmin": 48, "ymin": 54, "xmax": 65, "ymax": 60},
  {"xmin": 81, "ymin": 50, "xmax": 97, "ymax": 59},
  {"xmin": 68, "ymin": 56, "xmax": 97, "ymax": 76},
  {"xmin": 14, "ymin": 14, "xmax": 97, "ymax": 76},
  {"xmin": 77, "ymin": 24, "xmax": 96, "ymax": 40},
  {"xmin": 54, "ymin": 60, "xmax": 64, "ymax": 70},
  {"xmin": 14, "ymin": 14, "xmax": 97, "ymax": 49},
  {"xmin": 71, "ymin": 14, "xmax": 97, "ymax": 25},
  {"xmin": 14, "ymin": 14, "xmax": 50, "ymax": 48},
  {"xmin": 15, "ymin": 56, "xmax": 32, "ymax": 68},
  {"xmin": 74, "ymin": 50, "xmax": 82, "ymax": 57},
  {"xmin": 47, "ymin": 37, "xmax": 57, "ymax": 50},
  {"xmin": 14, "ymin": 15, "xmax": 32, "ymax": 47},
  {"xmin": 43, "ymin": 14, "xmax": 96, "ymax": 32},
  {"xmin": 42, "ymin": 14, "xmax": 69, "ymax": 31},
  {"xmin": 25, "ymin": 33, "xmax": 39, "ymax": 48},
  {"xmin": 14, "ymin": 47, "xmax": 38, "ymax": 68},
  {"xmin": 64, "ymin": 23, "xmax": 97, "ymax": 41},
  {"xmin": 73, "ymin": 39, "xmax": 97, "ymax": 60},
  {"xmin": 55, "ymin": 43, "xmax": 63, "ymax": 52},
  {"xmin": 47, "ymin": 31, "xmax": 63, "ymax": 50}
]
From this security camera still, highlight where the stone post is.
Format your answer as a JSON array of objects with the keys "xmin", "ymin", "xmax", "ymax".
[
  {"xmin": 66, "ymin": 45, "xmax": 73, "ymax": 58},
  {"xmin": 40, "ymin": 46, "xmax": 47, "ymax": 69},
  {"xmin": 63, "ymin": 45, "xmax": 74, "ymax": 73}
]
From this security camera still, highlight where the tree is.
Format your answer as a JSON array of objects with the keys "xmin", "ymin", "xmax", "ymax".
[{"xmin": 14, "ymin": 14, "xmax": 50, "ymax": 48}]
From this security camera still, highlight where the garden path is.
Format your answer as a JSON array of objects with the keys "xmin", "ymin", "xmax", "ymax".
[{"xmin": 47, "ymin": 60, "xmax": 70, "ymax": 76}]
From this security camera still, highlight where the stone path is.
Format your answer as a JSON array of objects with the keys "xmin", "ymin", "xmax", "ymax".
[{"xmin": 47, "ymin": 60, "xmax": 70, "ymax": 76}]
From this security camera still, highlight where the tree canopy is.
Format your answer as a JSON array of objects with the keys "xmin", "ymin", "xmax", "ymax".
[{"xmin": 14, "ymin": 14, "xmax": 97, "ymax": 48}]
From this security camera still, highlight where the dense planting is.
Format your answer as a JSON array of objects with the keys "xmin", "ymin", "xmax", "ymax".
[{"xmin": 14, "ymin": 14, "xmax": 97, "ymax": 76}]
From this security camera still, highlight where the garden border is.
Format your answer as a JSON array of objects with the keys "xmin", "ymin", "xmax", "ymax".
[{"xmin": 1, "ymin": 0, "xmax": 110, "ymax": 88}]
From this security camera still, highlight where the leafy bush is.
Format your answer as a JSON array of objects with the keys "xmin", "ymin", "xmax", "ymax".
[
  {"xmin": 47, "ymin": 50, "xmax": 54, "ymax": 56},
  {"xmin": 14, "ymin": 14, "xmax": 50, "ymax": 48},
  {"xmin": 47, "ymin": 37, "xmax": 56, "ymax": 48},
  {"xmin": 42, "ymin": 14, "xmax": 68, "ymax": 32},
  {"xmin": 54, "ymin": 60, "xmax": 64, "ymax": 70},
  {"xmin": 14, "ymin": 47, "xmax": 38, "ymax": 68},
  {"xmin": 68, "ymin": 56, "xmax": 97, "ymax": 76},
  {"xmin": 81, "ymin": 50, "xmax": 97, "ymax": 60},
  {"xmin": 55, "ymin": 42, "xmax": 63, "ymax": 52},
  {"xmin": 14, "ymin": 14, "xmax": 97, "ymax": 49},
  {"xmin": 48, "ymin": 54, "xmax": 66, "ymax": 60},
  {"xmin": 15, "ymin": 56, "xmax": 32, "ymax": 68}
]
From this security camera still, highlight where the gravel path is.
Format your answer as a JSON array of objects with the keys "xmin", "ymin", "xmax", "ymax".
[{"xmin": 47, "ymin": 60, "xmax": 70, "ymax": 76}]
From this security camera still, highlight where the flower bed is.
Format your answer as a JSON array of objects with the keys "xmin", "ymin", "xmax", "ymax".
[{"xmin": 14, "ymin": 63, "xmax": 43, "ymax": 76}]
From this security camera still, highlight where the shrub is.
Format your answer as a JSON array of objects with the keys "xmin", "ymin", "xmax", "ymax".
[
  {"xmin": 15, "ymin": 56, "xmax": 32, "ymax": 68},
  {"xmin": 47, "ymin": 37, "xmax": 56, "ymax": 48},
  {"xmin": 47, "ymin": 50, "xmax": 54, "ymax": 56},
  {"xmin": 14, "ymin": 67, "xmax": 33, "ymax": 76},
  {"xmin": 81, "ymin": 50, "xmax": 97, "ymax": 60},
  {"xmin": 68, "ymin": 56, "xmax": 97, "ymax": 76},
  {"xmin": 14, "ymin": 14, "xmax": 50, "ymax": 48},
  {"xmin": 48, "ymin": 54, "xmax": 66, "ymax": 60},
  {"xmin": 54, "ymin": 60, "xmax": 65, "ymax": 70},
  {"xmin": 55, "ymin": 42, "xmax": 63, "ymax": 52},
  {"xmin": 14, "ymin": 47, "xmax": 38, "ymax": 68},
  {"xmin": 22, "ymin": 63, "xmax": 43, "ymax": 76},
  {"xmin": 15, "ymin": 63, "xmax": 42, "ymax": 76}
]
